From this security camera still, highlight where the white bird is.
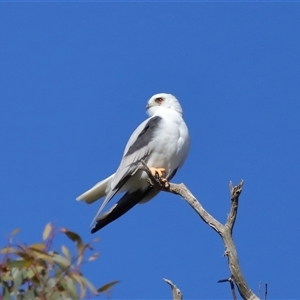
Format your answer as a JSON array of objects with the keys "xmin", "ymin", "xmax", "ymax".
[{"xmin": 77, "ymin": 93, "xmax": 190, "ymax": 233}]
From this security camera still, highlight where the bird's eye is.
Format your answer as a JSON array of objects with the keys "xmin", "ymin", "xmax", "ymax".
[{"xmin": 155, "ymin": 97, "xmax": 164, "ymax": 104}]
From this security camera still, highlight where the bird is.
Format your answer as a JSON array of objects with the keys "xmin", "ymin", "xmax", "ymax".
[{"xmin": 76, "ymin": 93, "xmax": 190, "ymax": 233}]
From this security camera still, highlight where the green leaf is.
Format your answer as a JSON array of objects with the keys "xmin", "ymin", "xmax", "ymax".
[
  {"xmin": 25, "ymin": 267, "xmax": 37, "ymax": 279},
  {"xmin": 51, "ymin": 252, "xmax": 71, "ymax": 268},
  {"xmin": 71, "ymin": 273, "xmax": 85, "ymax": 298},
  {"xmin": 0, "ymin": 275, "xmax": 14, "ymax": 281},
  {"xmin": 7, "ymin": 259, "xmax": 28, "ymax": 269},
  {"xmin": 43, "ymin": 223, "xmax": 53, "ymax": 240},
  {"xmin": 98, "ymin": 280, "xmax": 120, "ymax": 293},
  {"xmin": 30, "ymin": 248, "xmax": 54, "ymax": 264},
  {"xmin": 64, "ymin": 276, "xmax": 78, "ymax": 299},
  {"xmin": 43, "ymin": 277, "xmax": 56, "ymax": 291},
  {"xmin": 2, "ymin": 285, "xmax": 11, "ymax": 300},
  {"xmin": 0, "ymin": 246, "xmax": 18, "ymax": 254},
  {"xmin": 88, "ymin": 252, "xmax": 99, "ymax": 261},
  {"xmin": 61, "ymin": 245, "xmax": 71, "ymax": 263},
  {"xmin": 61, "ymin": 228, "xmax": 84, "ymax": 256},
  {"xmin": 29, "ymin": 243, "xmax": 46, "ymax": 251},
  {"xmin": 48, "ymin": 290, "xmax": 62, "ymax": 300},
  {"xmin": 10, "ymin": 228, "xmax": 20, "ymax": 236},
  {"xmin": 21, "ymin": 289, "xmax": 36, "ymax": 300},
  {"xmin": 80, "ymin": 275, "xmax": 98, "ymax": 295},
  {"xmin": 13, "ymin": 269, "xmax": 24, "ymax": 296}
]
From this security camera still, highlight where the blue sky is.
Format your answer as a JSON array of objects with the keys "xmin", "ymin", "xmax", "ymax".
[{"xmin": 1, "ymin": 2, "xmax": 300, "ymax": 299}]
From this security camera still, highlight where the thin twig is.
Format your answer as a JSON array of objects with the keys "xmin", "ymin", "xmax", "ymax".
[
  {"xmin": 226, "ymin": 180, "xmax": 244, "ymax": 233},
  {"xmin": 218, "ymin": 276, "xmax": 237, "ymax": 300},
  {"xmin": 163, "ymin": 278, "xmax": 183, "ymax": 300},
  {"xmin": 264, "ymin": 283, "xmax": 268, "ymax": 300}
]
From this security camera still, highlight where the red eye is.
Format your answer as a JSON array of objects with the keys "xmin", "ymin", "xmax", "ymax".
[{"xmin": 155, "ymin": 97, "xmax": 163, "ymax": 104}]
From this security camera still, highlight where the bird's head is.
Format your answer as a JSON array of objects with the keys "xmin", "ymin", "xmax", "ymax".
[{"xmin": 146, "ymin": 93, "xmax": 183, "ymax": 116}]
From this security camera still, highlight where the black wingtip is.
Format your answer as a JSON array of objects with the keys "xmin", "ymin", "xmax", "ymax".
[
  {"xmin": 91, "ymin": 226, "xmax": 99, "ymax": 234},
  {"xmin": 90, "ymin": 188, "xmax": 153, "ymax": 234},
  {"xmin": 91, "ymin": 216, "xmax": 109, "ymax": 233}
]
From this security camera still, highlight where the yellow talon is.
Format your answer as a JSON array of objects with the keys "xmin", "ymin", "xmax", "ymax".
[
  {"xmin": 149, "ymin": 167, "xmax": 169, "ymax": 188},
  {"xmin": 149, "ymin": 167, "xmax": 166, "ymax": 178},
  {"xmin": 159, "ymin": 177, "xmax": 170, "ymax": 188}
]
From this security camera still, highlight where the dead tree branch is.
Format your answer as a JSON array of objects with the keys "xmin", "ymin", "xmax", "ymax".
[
  {"xmin": 139, "ymin": 162, "xmax": 259, "ymax": 300},
  {"xmin": 264, "ymin": 283, "xmax": 268, "ymax": 300},
  {"xmin": 163, "ymin": 278, "xmax": 183, "ymax": 300},
  {"xmin": 218, "ymin": 276, "xmax": 237, "ymax": 300}
]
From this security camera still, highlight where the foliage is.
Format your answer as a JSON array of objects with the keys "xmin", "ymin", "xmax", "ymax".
[{"xmin": 0, "ymin": 223, "xmax": 119, "ymax": 300}]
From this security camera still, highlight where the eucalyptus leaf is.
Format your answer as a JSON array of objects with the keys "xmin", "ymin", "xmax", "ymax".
[
  {"xmin": 61, "ymin": 245, "xmax": 71, "ymax": 263},
  {"xmin": 98, "ymin": 280, "xmax": 120, "ymax": 293},
  {"xmin": 43, "ymin": 223, "xmax": 52, "ymax": 240},
  {"xmin": 70, "ymin": 273, "xmax": 85, "ymax": 298},
  {"xmin": 21, "ymin": 289, "xmax": 36, "ymax": 300},
  {"xmin": 80, "ymin": 275, "xmax": 98, "ymax": 295},
  {"xmin": 7, "ymin": 259, "xmax": 28, "ymax": 268},
  {"xmin": 3, "ymin": 285, "xmax": 11, "ymax": 300},
  {"xmin": 64, "ymin": 276, "xmax": 78, "ymax": 299},
  {"xmin": 51, "ymin": 252, "xmax": 71, "ymax": 268},
  {"xmin": 0, "ymin": 246, "xmax": 18, "ymax": 254},
  {"xmin": 0, "ymin": 274, "xmax": 14, "ymax": 281},
  {"xmin": 29, "ymin": 243, "xmax": 46, "ymax": 251},
  {"xmin": 60, "ymin": 228, "xmax": 84, "ymax": 256},
  {"xmin": 10, "ymin": 228, "xmax": 20, "ymax": 236},
  {"xmin": 13, "ymin": 269, "xmax": 24, "ymax": 296}
]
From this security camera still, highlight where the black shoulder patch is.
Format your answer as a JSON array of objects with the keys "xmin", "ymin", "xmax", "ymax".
[{"xmin": 125, "ymin": 116, "xmax": 162, "ymax": 157}]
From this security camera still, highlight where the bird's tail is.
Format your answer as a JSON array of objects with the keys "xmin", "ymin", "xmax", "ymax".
[
  {"xmin": 76, "ymin": 173, "xmax": 115, "ymax": 204},
  {"xmin": 91, "ymin": 188, "xmax": 153, "ymax": 233}
]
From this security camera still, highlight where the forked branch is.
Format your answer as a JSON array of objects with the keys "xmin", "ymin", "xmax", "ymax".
[{"xmin": 139, "ymin": 161, "xmax": 259, "ymax": 300}]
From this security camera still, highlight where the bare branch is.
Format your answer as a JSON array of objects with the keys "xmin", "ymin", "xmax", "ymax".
[
  {"xmin": 172, "ymin": 182, "xmax": 258, "ymax": 300},
  {"xmin": 264, "ymin": 283, "xmax": 268, "ymax": 300},
  {"xmin": 138, "ymin": 161, "xmax": 223, "ymax": 235},
  {"xmin": 163, "ymin": 278, "xmax": 183, "ymax": 300},
  {"xmin": 139, "ymin": 162, "xmax": 259, "ymax": 300},
  {"xmin": 169, "ymin": 183, "xmax": 224, "ymax": 235},
  {"xmin": 218, "ymin": 276, "xmax": 237, "ymax": 300},
  {"xmin": 226, "ymin": 180, "xmax": 244, "ymax": 232},
  {"xmin": 221, "ymin": 232, "xmax": 258, "ymax": 300}
]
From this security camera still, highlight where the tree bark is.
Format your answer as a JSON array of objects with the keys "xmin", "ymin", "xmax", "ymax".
[
  {"xmin": 163, "ymin": 278, "xmax": 183, "ymax": 300},
  {"xmin": 139, "ymin": 161, "xmax": 260, "ymax": 300}
]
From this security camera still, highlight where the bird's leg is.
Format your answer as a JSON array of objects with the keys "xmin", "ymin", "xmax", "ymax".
[
  {"xmin": 149, "ymin": 167, "xmax": 170, "ymax": 188},
  {"xmin": 139, "ymin": 161, "xmax": 170, "ymax": 190},
  {"xmin": 159, "ymin": 177, "xmax": 170, "ymax": 188},
  {"xmin": 149, "ymin": 167, "xmax": 166, "ymax": 178}
]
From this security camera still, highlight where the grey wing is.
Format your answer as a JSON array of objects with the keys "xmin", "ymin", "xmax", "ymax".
[
  {"xmin": 110, "ymin": 115, "xmax": 163, "ymax": 190},
  {"xmin": 90, "ymin": 115, "xmax": 163, "ymax": 226}
]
